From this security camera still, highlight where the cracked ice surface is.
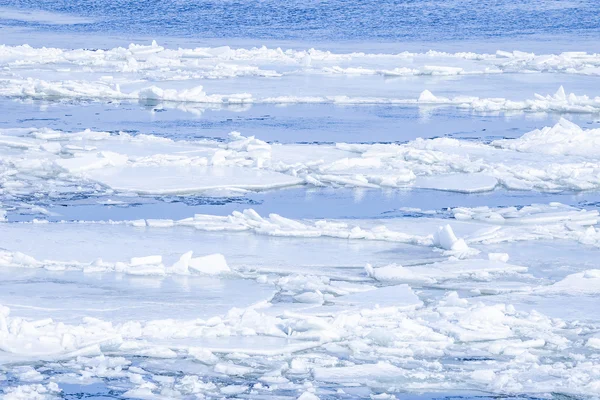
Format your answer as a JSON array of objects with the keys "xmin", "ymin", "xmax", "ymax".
[
  {"xmin": 2, "ymin": 203, "xmax": 600, "ymax": 398},
  {"xmin": 5, "ymin": 119, "xmax": 600, "ymax": 205},
  {"xmin": 2, "ymin": 40, "xmax": 600, "ymax": 400}
]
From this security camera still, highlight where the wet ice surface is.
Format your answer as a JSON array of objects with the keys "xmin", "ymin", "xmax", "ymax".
[
  {"xmin": 0, "ymin": 268, "xmax": 277, "ymax": 324},
  {"xmin": 3, "ymin": 98, "xmax": 600, "ymax": 144},
  {"xmin": 5, "ymin": 187, "xmax": 600, "ymax": 223},
  {"xmin": 2, "ymin": 207, "xmax": 600, "ymax": 398},
  {"xmin": 2, "ymin": 3, "xmax": 600, "ymax": 400}
]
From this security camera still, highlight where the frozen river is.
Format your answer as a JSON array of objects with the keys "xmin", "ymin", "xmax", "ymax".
[{"xmin": 1, "ymin": 1, "xmax": 600, "ymax": 399}]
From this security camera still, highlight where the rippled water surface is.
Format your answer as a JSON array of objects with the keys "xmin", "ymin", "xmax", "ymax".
[{"xmin": 1, "ymin": 0, "xmax": 599, "ymax": 43}]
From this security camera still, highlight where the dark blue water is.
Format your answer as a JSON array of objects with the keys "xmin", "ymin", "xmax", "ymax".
[{"xmin": 1, "ymin": 0, "xmax": 599, "ymax": 44}]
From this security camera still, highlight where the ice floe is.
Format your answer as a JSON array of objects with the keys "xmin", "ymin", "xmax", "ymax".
[
  {"xmin": 4, "ymin": 42, "xmax": 600, "ymax": 79},
  {"xmin": 6, "ymin": 119, "xmax": 600, "ymax": 199},
  {"xmin": 1, "ymin": 200, "xmax": 600, "ymax": 397},
  {"xmin": 4, "ymin": 77, "xmax": 600, "ymax": 116},
  {"xmin": 1, "ymin": 279, "xmax": 599, "ymax": 397},
  {"xmin": 537, "ymin": 269, "xmax": 600, "ymax": 295},
  {"xmin": 366, "ymin": 259, "xmax": 527, "ymax": 285},
  {"xmin": 0, "ymin": 248, "xmax": 232, "ymax": 277},
  {"xmin": 3, "ymin": 41, "xmax": 600, "ymax": 120},
  {"xmin": 3, "ymin": 41, "xmax": 600, "ymax": 397},
  {"xmin": 493, "ymin": 115, "xmax": 600, "ymax": 156}
]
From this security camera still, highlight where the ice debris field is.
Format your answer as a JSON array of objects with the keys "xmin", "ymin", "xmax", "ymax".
[
  {"xmin": 4, "ymin": 42, "xmax": 600, "ymax": 113},
  {"xmin": 2, "ymin": 34, "xmax": 600, "ymax": 400}
]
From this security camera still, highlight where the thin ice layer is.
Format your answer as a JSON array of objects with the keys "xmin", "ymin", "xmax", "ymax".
[{"xmin": 87, "ymin": 165, "xmax": 302, "ymax": 194}]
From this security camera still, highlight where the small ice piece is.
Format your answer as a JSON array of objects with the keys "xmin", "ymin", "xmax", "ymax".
[
  {"xmin": 366, "ymin": 264, "xmax": 436, "ymax": 285},
  {"xmin": 136, "ymin": 347, "xmax": 177, "ymax": 358},
  {"xmin": 433, "ymin": 224, "xmax": 469, "ymax": 251},
  {"xmin": 439, "ymin": 291, "xmax": 469, "ymax": 307},
  {"xmin": 9, "ymin": 252, "xmax": 39, "ymax": 267},
  {"xmin": 294, "ymin": 291, "xmax": 324, "ymax": 304},
  {"xmin": 301, "ymin": 54, "xmax": 312, "ymax": 67},
  {"xmin": 188, "ymin": 253, "xmax": 230, "ymax": 275},
  {"xmin": 298, "ymin": 392, "xmax": 320, "ymax": 400},
  {"xmin": 214, "ymin": 363, "xmax": 253, "ymax": 376},
  {"xmin": 365, "ymin": 263, "xmax": 375, "ymax": 278},
  {"xmin": 188, "ymin": 348, "xmax": 219, "ymax": 365},
  {"xmin": 554, "ymin": 85, "xmax": 567, "ymax": 101},
  {"xmin": 170, "ymin": 251, "xmax": 193, "ymax": 274},
  {"xmin": 471, "ymin": 369, "xmax": 496, "ymax": 382},
  {"xmin": 586, "ymin": 337, "xmax": 600, "ymax": 349},
  {"xmin": 434, "ymin": 225, "xmax": 459, "ymax": 250},
  {"xmin": 332, "ymin": 284, "xmax": 421, "ymax": 310},
  {"xmin": 371, "ymin": 394, "xmax": 396, "ymax": 400},
  {"xmin": 488, "ymin": 253, "xmax": 510, "ymax": 262},
  {"xmin": 418, "ymin": 89, "xmax": 438, "ymax": 103},
  {"xmin": 129, "ymin": 219, "xmax": 147, "ymax": 227},
  {"xmin": 137, "ymin": 85, "xmax": 164, "ymax": 102},
  {"xmin": 129, "ymin": 255, "xmax": 162, "ymax": 266}
]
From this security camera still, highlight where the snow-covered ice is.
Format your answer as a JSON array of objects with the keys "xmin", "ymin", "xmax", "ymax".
[
  {"xmin": 5, "ymin": 42, "xmax": 600, "ymax": 81},
  {"xmin": 3, "ymin": 42, "xmax": 600, "ymax": 115},
  {"xmin": 2, "ymin": 36, "xmax": 600, "ymax": 399},
  {"xmin": 5, "ymin": 119, "xmax": 600, "ymax": 203},
  {"xmin": 2, "ymin": 201, "xmax": 600, "ymax": 396}
]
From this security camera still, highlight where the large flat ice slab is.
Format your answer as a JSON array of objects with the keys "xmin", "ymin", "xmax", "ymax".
[
  {"xmin": 368, "ymin": 259, "xmax": 528, "ymax": 285},
  {"xmin": 87, "ymin": 165, "xmax": 303, "ymax": 194},
  {"xmin": 5, "ymin": 120, "xmax": 600, "ymax": 200},
  {"xmin": 332, "ymin": 284, "xmax": 422, "ymax": 310},
  {"xmin": 0, "ymin": 267, "xmax": 276, "ymax": 324}
]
